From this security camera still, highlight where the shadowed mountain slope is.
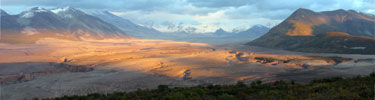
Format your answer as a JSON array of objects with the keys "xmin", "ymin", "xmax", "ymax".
[
  {"xmin": 247, "ymin": 8, "xmax": 375, "ymax": 54},
  {"xmin": 0, "ymin": 7, "xmax": 130, "ymax": 44}
]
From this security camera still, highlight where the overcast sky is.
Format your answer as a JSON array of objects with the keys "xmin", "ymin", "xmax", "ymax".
[{"xmin": 1, "ymin": 0, "xmax": 374, "ymax": 32}]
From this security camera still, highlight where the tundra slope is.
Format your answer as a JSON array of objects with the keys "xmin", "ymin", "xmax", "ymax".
[{"xmin": 248, "ymin": 8, "xmax": 375, "ymax": 54}]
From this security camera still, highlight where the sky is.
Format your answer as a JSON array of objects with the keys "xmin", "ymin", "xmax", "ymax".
[{"xmin": 1, "ymin": 0, "xmax": 375, "ymax": 33}]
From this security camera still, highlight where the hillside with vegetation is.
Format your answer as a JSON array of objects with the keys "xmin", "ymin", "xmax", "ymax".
[
  {"xmin": 247, "ymin": 8, "xmax": 375, "ymax": 54},
  {"xmin": 39, "ymin": 73, "xmax": 375, "ymax": 100}
]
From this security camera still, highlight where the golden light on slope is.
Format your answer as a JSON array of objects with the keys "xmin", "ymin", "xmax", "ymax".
[
  {"xmin": 326, "ymin": 32, "xmax": 375, "ymax": 40},
  {"xmin": 0, "ymin": 29, "xmax": 131, "ymax": 44},
  {"xmin": 0, "ymin": 30, "xmax": 81, "ymax": 44},
  {"xmin": 358, "ymin": 15, "xmax": 375, "ymax": 21},
  {"xmin": 286, "ymin": 16, "xmax": 328, "ymax": 36},
  {"xmin": 286, "ymin": 20, "xmax": 314, "ymax": 36}
]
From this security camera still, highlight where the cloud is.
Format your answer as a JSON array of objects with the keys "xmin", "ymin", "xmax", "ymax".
[
  {"xmin": 187, "ymin": 0, "xmax": 253, "ymax": 8},
  {"xmin": 3, "ymin": 0, "xmax": 373, "ymax": 16},
  {"xmin": 2, "ymin": 0, "xmax": 118, "ymax": 9}
]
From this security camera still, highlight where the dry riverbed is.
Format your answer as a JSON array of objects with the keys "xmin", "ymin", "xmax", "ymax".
[{"xmin": 0, "ymin": 38, "xmax": 374, "ymax": 100}]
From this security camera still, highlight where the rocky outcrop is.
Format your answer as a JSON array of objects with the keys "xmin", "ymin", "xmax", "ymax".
[
  {"xmin": 235, "ymin": 53, "xmax": 249, "ymax": 61},
  {"xmin": 182, "ymin": 69, "xmax": 192, "ymax": 80}
]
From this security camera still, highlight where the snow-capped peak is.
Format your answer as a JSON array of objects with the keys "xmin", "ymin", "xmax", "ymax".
[
  {"xmin": 28, "ymin": 7, "xmax": 49, "ymax": 12},
  {"xmin": 21, "ymin": 12, "xmax": 34, "ymax": 18},
  {"xmin": 51, "ymin": 6, "xmax": 76, "ymax": 14},
  {"xmin": 215, "ymin": 28, "xmax": 225, "ymax": 32},
  {"xmin": 50, "ymin": 6, "xmax": 86, "ymax": 18},
  {"xmin": 19, "ymin": 7, "xmax": 50, "ymax": 18}
]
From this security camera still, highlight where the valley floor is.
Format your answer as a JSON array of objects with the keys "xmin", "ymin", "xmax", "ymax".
[{"xmin": 0, "ymin": 38, "xmax": 374, "ymax": 100}]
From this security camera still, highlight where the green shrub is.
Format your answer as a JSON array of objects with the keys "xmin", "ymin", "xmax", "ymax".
[{"xmin": 44, "ymin": 73, "xmax": 375, "ymax": 100}]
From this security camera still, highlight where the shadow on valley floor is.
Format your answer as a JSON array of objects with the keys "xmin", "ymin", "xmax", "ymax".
[
  {"xmin": 0, "ymin": 61, "xmax": 247, "ymax": 100},
  {"xmin": 0, "ymin": 62, "xmax": 94, "ymax": 85}
]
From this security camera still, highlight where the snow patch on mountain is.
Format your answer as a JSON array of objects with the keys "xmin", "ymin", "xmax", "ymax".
[
  {"xmin": 29, "ymin": 7, "xmax": 49, "ymax": 12},
  {"xmin": 147, "ymin": 23, "xmax": 222, "ymax": 34},
  {"xmin": 21, "ymin": 12, "xmax": 34, "ymax": 18},
  {"xmin": 143, "ymin": 21, "xmax": 258, "ymax": 34},
  {"xmin": 1, "ymin": 6, "xmax": 130, "ymax": 43},
  {"xmin": 20, "ymin": 7, "xmax": 50, "ymax": 18},
  {"xmin": 232, "ymin": 26, "xmax": 251, "ymax": 33},
  {"xmin": 51, "ymin": 6, "xmax": 72, "ymax": 14},
  {"xmin": 63, "ymin": 14, "xmax": 73, "ymax": 18},
  {"xmin": 50, "ymin": 6, "xmax": 79, "ymax": 18}
]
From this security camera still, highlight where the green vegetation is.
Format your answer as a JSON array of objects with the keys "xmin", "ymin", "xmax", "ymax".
[
  {"xmin": 42, "ymin": 73, "xmax": 375, "ymax": 100},
  {"xmin": 254, "ymin": 57, "xmax": 279, "ymax": 63}
]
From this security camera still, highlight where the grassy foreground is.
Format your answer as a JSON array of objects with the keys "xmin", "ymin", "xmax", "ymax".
[{"xmin": 39, "ymin": 73, "xmax": 375, "ymax": 100}]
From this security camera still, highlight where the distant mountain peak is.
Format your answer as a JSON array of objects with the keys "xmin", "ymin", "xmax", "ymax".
[
  {"xmin": 331, "ymin": 9, "xmax": 357, "ymax": 13},
  {"xmin": 248, "ymin": 8, "xmax": 375, "ymax": 54},
  {"xmin": 24, "ymin": 7, "xmax": 50, "ymax": 13},
  {"xmin": 215, "ymin": 28, "xmax": 229, "ymax": 33},
  {"xmin": 29, "ymin": 7, "xmax": 47, "ymax": 11},
  {"xmin": 19, "ymin": 7, "xmax": 53, "ymax": 18},
  {"xmin": 334, "ymin": 9, "xmax": 346, "ymax": 11},
  {"xmin": 295, "ymin": 8, "xmax": 315, "ymax": 14},
  {"xmin": 50, "ymin": 6, "xmax": 87, "ymax": 18},
  {"xmin": 1, "ymin": 6, "xmax": 130, "ymax": 43},
  {"xmin": 236, "ymin": 25, "xmax": 269, "ymax": 37},
  {"xmin": 288, "ymin": 8, "xmax": 318, "ymax": 18},
  {"xmin": 296, "ymin": 8, "xmax": 312, "ymax": 11},
  {"xmin": 0, "ymin": 9, "xmax": 9, "ymax": 16},
  {"xmin": 212, "ymin": 28, "xmax": 231, "ymax": 36},
  {"xmin": 252, "ymin": 24, "xmax": 268, "ymax": 28},
  {"xmin": 51, "ymin": 6, "xmax": 82, "ymax": 14},
  {"xmin": 215, "ymin": 28, "xmax": 225, "ymax": 32},
  {"xmin": 322, "ymin": 9, "xmax": 358, "ymax": 16}
]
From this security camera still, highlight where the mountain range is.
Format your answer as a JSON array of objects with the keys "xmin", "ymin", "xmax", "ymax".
[
  {"xmin": 1, "ymin": 7, "xmax": 129, "ymax": 43},
  {"xmin": 247, "ymin": 8, "xmax": 375, "ymax": 54},
  {"xmin": 167, "ymin": 25, "xmax": 269, "ymax": 44},
  {"xmin": 83, "ymin": 10, "xmax": 162, "ymax": 38},
  {"xmin": 6, "ymin": 6, "xmax": 371, "ymax": 54},
  {"xmin": 229, "ymin": 25, "xmax": 270, "ymax": 39},
  {"xmin": 0, "ymin": 9, "xmax": 9, "ymax": 16},
  {"xmin": 1, "ymin": 7, "xmax": 269, "ymax": 44},
  {"xmin": 83, "ymin": 10, "xmax": 270, "ymax": 40}
]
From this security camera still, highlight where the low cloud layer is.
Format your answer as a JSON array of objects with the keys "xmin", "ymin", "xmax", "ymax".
[{"xmin": 2, "ymin": 0, "xmax": 374, "ymax": 32}]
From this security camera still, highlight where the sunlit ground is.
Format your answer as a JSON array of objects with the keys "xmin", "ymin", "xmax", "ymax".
[{"xmin": 0, "ymin": 38, "xmax": 374, "ymax": 100}]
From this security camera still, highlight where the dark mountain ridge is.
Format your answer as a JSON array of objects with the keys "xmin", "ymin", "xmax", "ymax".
[
  {"xmin": 83, "ymin": 10, "xmax": 162, "ymax": 38},
  {"xmin": 247, "ymin": 8, "xmax": 375, "ymax": 54},
  {"xmin": 1, "ymin": 7, "xmax": 129, "ymax": 44}
]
